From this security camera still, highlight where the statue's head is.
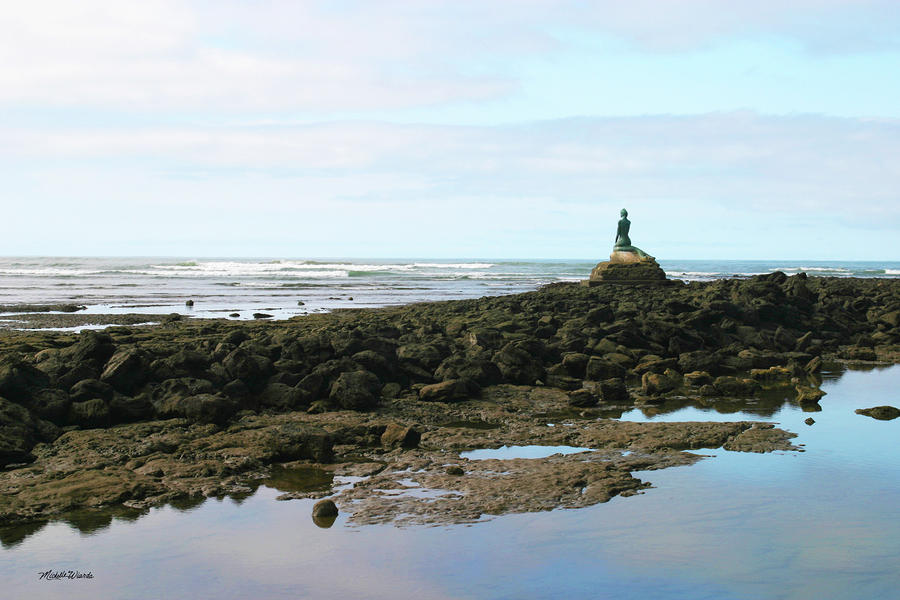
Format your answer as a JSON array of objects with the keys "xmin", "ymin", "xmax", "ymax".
[{"xmin": 620, "ymin": 208, "xmax": 628, "ymax": 217}]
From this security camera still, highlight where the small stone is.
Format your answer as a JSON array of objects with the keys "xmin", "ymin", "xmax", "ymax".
[
  {"xmin": 229, "ymin": 313, "xmax": 240, "ymax": 318},
  {"xmin": 804, "ymin": 417, "xmax": 815, "ymax": 426},
  {"xmin": 312, "ymin": 499, "xmax": 339, "ymax": 518},
  {"xmin": 185, "ymin": 299, "xmax": 194, "ymax": 307},
  {"xmin": 253, "ymin": 313, "xmax": 273, "ymax": 319},
  {"xmin": 446, "ymin": 465, "xmax": 464, "ymax": 476},
  {"xmin": 297, "ymin": 301, "xmax": 305, "ymax": 306}
]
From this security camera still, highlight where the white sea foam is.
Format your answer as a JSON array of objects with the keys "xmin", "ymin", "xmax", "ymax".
[
  {"xmin": 413, "ymin": 262, "xmax": 495, "ymax": 269},
  {"xmin": 773, "ymin": 267, "xmax": 850, "ymax": 273},
  {"xmin": 886, "ymin": 269, "xmax": 900, "ymax": 275},
  {"xmin": 0, "ymin": 268, "xmax": 105, "ymax": 276}
]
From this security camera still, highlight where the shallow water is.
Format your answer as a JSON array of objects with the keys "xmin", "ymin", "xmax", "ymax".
[{"xmin": 2, "ymin": 364, "xmax": 899, "ymax": 599}]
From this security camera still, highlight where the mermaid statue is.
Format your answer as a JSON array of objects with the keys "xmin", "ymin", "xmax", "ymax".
[{"xmin": 613, "ymin": 208, "xmax": 652, "ymax": 260}]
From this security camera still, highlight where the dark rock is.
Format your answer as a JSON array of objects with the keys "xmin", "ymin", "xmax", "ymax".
[
  {"xmin": 381, "ymin": 423, "xmax": 421, "ymax": 448},
  {"xmin": 545, "ymin": 373, "xmax": 583, "ymax": 391},
  {"xmin": 796, "ymin": 385, "xmax": 826, "ymax": 405},
  {"xmin": 253, "ymin": 313, "xmax": 273, "ymax": 319},
  {"xmin": 641, "ymin": 372, "xmax": 678, "ymax": 396},
  {"xmin": 258, "ymin": 382, "xmax": 305, "ymax": 410},
  {"xmin": 108, "ymin": 394, "xmax": 154, "ymax": 422},
  {"xmin": 29, "ymin": 388, "xmax": 71, "ymax": 423},
  {"xmin": 100, "ymin": 348, "xmax": 150, "ymax": 394},
  {"xmin": 599, "ymin": 378, "xmax": 629, "ymax": 403},
  {"xmin": 156, "ymin": 393, "xmax": 238, "ymax": 424},
  {"xmin": 561, "ymin": 352, "xmax": 590, "ymax": 378},
  {"xmin": 804, "ymin": 417, "xmax": 815, "ymax": 425},
  {"xmin": 222, "ymin": 348, "xmax": 273, "ymax": 386},
  {"xmin": 568, "ymin": 389, "xmax": 598, "ymax": 407},
  {"xmin": 446, "ymin": 465, "xmax": 465, "ymax": 476},
  {"xmin": 699, "ymin": 384, "xmax": 720, "ymax": 397},
  {"xmin": 163, "ymin": 349, "xmax": 210, "ymax": 375},
  {"xmin": 0, "ymin": 359, "xmax": 51, "ymax": 402},
  {"xmin": 842, "ymin": 346, "xmax": 877, "ymax": 361},
  {"xmin": 312, "ymin": 499, "xmax": 338, "ymax": 518},
  {"xmin": 585, "ymin": 357, "xmax": 625, "ymax": 381},
  {"xmin": 683, "ymin": 371, "xmax": 713, "ymax": 387},
  {"xmin": 0, "ymin": 397, "xmax": 38, "ymax": 466},
  {"xmin": 296, "ymin": 372, "xmax": 325, "ymax": 403},
  {"xmin": 329, "ymin": 370, "xmax": 381, "ymax": 410},
  {"xmin": 67, "ymin": 331, "xmax": 116, "ymax": 365},
  {"xmin": 713, "ymin": 376, "xmax": 759, "ymax": 397},
  {"xmin": 805, "ymin": 356, "xmax": 823, "ymax": 374},
  {"xmin": 855, "ymin": 406, "xmax": 900, "ymax": 420},
  {"xmin": 69, "ymin": 378, "xmax": 114, "ymax": 403},
  {"xmin": 492, "ymin": 340, "xmax": 546, "ymax": 385},
  {"xmin": 68, "ymin": 398, "xmax": 111, "ymax": 427},
  {"xmin": 397, "ymin": 343, "xmax": 444, "ymax": 369},
  {"xmin": 419, "ymin": 379, "xmax": 479, "ymax": 403}
]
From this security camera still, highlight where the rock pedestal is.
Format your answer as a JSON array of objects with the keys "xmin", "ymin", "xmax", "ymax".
[{"xmin": 582, "ymin": 251, "xmax": 667, "ymax": 286}]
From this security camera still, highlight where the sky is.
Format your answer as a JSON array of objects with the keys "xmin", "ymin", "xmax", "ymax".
[{"xmin": 1, "ymin": 0, "xmax": 899, "ymax": 259}]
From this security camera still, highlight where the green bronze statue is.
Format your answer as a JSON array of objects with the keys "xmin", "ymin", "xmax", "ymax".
[{"xmin": 613, "ymin": 209, "xmax": 652, "ymax": 259}]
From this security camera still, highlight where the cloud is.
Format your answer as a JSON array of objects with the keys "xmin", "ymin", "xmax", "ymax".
[
  {"xmin": 2, "ymin": 1, "xmax": 898, "ymax": 113},
  {"xmin": 2, "ymin": 111, "xmax": 898, "ymax": 258},
  {"xmin": 6, "ymin": 112, "xmax": 898, "ymax": 215}
]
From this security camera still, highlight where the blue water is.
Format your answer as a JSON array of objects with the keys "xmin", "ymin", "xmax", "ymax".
[
  {"xmin": 0, "ymin": 257, "xmax": 898, "ymax": 322},
  {"xmin": 2, "ymin": 364, "xmax": 899, "ymax": 599}
]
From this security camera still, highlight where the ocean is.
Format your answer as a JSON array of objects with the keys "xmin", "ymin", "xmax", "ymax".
[{"xmin": 1, "ymin": 257, "xmax": 899, "ymax": 322}]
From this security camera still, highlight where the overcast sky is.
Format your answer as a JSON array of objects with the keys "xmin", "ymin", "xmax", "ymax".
[{"xmin": 2, "ymin": 0, "xmax": 899, "ymax": 259}]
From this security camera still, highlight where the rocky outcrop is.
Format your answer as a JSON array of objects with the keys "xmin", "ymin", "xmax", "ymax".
[{"xmin": 0, "ymin": 274, "xmax": 897, "ymax": 471}]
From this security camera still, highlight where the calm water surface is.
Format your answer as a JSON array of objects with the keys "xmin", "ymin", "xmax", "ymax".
[{"xmin": 2, "ymin": 364, "xmax": 899, "ymax": 600}]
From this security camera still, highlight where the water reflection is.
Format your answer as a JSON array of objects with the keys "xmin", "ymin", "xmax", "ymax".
[
  {"xmin": 0, "ymin": 464, "xmax": 336, "ymax": 549},
  {"xmin": 2, "ymin": 364, "xmax": 899, "ymax": 600}
]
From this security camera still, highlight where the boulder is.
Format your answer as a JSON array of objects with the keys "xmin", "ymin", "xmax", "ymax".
[
  {"xmin": 100, "ymin": 348, "xmax": 150, "ymax": 394},
  {"xmin": 28, "ymin": 388, "xmax": 71, "ymax": 423},
  {"xmin": 258, "ymin": 382, "xmax": 305, "ymax": 410},
  {"xmin": 568, "ymin": 388, "xmax": 598, "ymax": 407},
  {"xmin": 69, "ymin": 378, "xmax": 114, "ymax": 403},
  {"xmin": 599, "ymin": 378, "xmax": 629, "ymax": 403},
  {"xmin": 419, "ymin": 378, "xmax": 479, "ymax": 403},
  {"xmin": 585, "ymin": 357, "xmax": 626, "ymax": 381},
  {"xmin": 155, "ymin": 393, "xmax": 238, "ymax": 424},
  {"xmin": 312, "ymin": 499, "xmax": 338, "ymax": 518},
  {"xmin": 222, "ymin": 348, "xmax": 273, "ymax": 387},
  {"xmin": 492, "ymin": 341, "xmax": 546, "ymax": 385},
  {"xmin": 796, "ymin": 385, "xmax": 826, "ymax": 405},
  {"xmin": 329, "ymin": 370, "xmax": 381, "ymax": 410},
  {"xmin": 641, "ymin": 371, "xmax": 678, "ymax": 396},
  {"xmin": 683, "ymin": 371, "xmax": 713, "ymax": 387},
  {"xmin": 713, "ymin": 376, "xmax": 760, "ymax": 397},
  {"xmin": 68, "ymin": 398, "xmax": 111, "ymax": 427},
  {"xmin": 0, "ymin": 397, "xmax": 38, "ymax": 466},
  {"xmin": 381, "ymin": 423, "xmax": 421, "ymax": 449},
  {"xmin": 0, "ymin": 359, "xmax": 50, "ymax": 402}
]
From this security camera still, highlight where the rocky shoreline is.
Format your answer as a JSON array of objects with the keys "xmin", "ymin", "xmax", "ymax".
[{"xmin": 1, "ymin": 273, "xmax": 899, "ymax": 530}]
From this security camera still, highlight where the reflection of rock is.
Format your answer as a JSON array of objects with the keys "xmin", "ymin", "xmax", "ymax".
[
  {"xmin": 855, "ymin": 405, "xmax": 900, "ymax": 420},
  {"xmin": 312, "ymin": 514, "xmax": 337, "ymax": 528}
]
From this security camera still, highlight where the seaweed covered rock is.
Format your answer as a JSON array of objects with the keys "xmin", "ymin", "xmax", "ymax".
[{"xmin": 329, "ymin": 370, "xmax": 381, "ymax": 410}]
